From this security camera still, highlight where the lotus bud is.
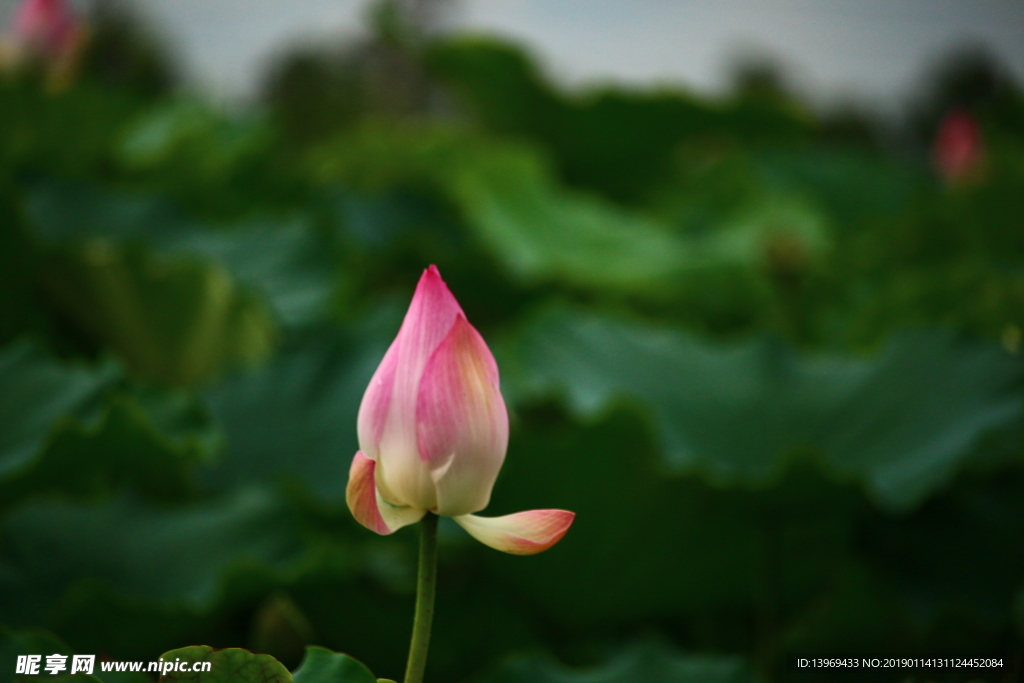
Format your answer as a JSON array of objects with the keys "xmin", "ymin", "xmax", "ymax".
[
  {"xmin": 12, "ymin": 0, "xmax": 81, "ymax": 56},
  {"xmin": 346, "ymin": 266, "xmax": 574, "ymax": 555},
  {"xmin": 2, "ymin": 0, "xmax": 85, "ymax": 86},
  {"xmin": 933, "ymin": 108, "xmax": 984, "ymax": 185}
]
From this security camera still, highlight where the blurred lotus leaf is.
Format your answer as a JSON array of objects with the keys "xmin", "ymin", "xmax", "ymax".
[
  {"xmin": 0, "ymin": 393, "xmax": 205, "ymax": 508},
  {"xmin": 42, "ymin": 241, "xmax": 275, "ymax": 388},
  {"xmin": 0, "ymin": 340, "xmax": 116, "ymax": 477},
  {"xmin": 27, "ymin": 181, "xmax": 337, "ymax": 328},
  {"xmin": 512, "ymin": 307, "xmax": 1022, "ymax": 510},
  {"xmin": 0, "ymin": 625, "xmax": 149, "ymax": 683},
  {"xmin": 476, "ymin": 640, "xmax": 762, "ymax": 683},
  {"xmin": 291, "ymin": 646, "xmax": 378, "ymax": 683},
  {"xmin": 0, "ymin": 488, "xmax": 306, "ymax": 621},
  {"xmin": 157, "ymin": 646, "xmax": 290, "ymax": 683}
]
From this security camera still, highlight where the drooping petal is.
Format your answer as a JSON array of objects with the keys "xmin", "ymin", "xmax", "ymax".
[
  {"xmin": 373, "ymin": 265, "xmax": 464, "ymax": 510},
  {"xmin": 417, "ymin": 314, "xmax": 508, "ymax": 516},
  {"xmin": 346, "ymin": 452, "xmax": 390, "ymax": 534},
  {"xmin": 346, "ymin": 452, "xmax": 425, "ymax": 534},
  {"xmin": 454, "ymin": 510, "xmax": 575, "ymax": 555}
]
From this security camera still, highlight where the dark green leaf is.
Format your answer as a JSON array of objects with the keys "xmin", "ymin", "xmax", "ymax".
[
  {"xmin": 0, "ymin": 394, "xmax": 204, "ymax": 507},
  {"xmin": 28, "ymin": 181, "xmax": 336, "ymax": 327},
  {"xmin": 476, "ymin": 641, "xmax": 761, "ymax": 683},
  {"xmin": 0, "ymin": 488, "xmax": 304, "ymax": 620},
  {"xmin": 168, "ymin": 220, "xmax": 334, "ymax": 328},
  {"xmin": 202, "ymin": 327, "xmax": 385, "ymax": 502},
  {"xmin": 482, "ymin": 407, "xmax": 863, "ymax": 628},
  {"xmin": 317, "ymin": 127, "xmax": 691, "ymax": 292},
  {"xmin": 448, "ymin": 144, "xmax": 689, "ymax": 291},
  {"xmin": 513, "ymin": 308, "xmax": 1022, "ymax": 510},
  {"xmin": 0, "ymin": 625, "xmax": 92, "ymax": 683},
  {"xmin": 42, "ymin": 244, "xmax": 275, "ymax": 388},
  {"xmin": 0, "ymin": 191, "xmax": 46, "ymax": 347},
  {"xmin": 157, "ymin": 646, "xmax": 289, "ymax": 683},
  {"xmin": 0, "ymin": 342, "xmax": 116, "ymax": 477},
  {"xmin": 0, "ymin": 625, "xmax": 148, "ymax": 683},
  {"xmin": 291, "ymin": 646, "xmax": 377, "ymax": 683},
  {"xmin": 119, "ymin": 101, "xmax": 268, "ymax": 179}
]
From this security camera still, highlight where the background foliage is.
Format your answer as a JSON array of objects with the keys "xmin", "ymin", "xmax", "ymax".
[{"xmin": 1, "ymin": 3, "xmax": 1024, "ymax": 682}]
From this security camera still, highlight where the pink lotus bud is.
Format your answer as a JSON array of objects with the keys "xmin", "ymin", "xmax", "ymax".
[
  {"xmin": 933, "ymin": 108, "xmax": 984, "ymax": 185},
  {"xmin": 346, "ymin": 266, "xmax": 573, "ymax": 554},
  {"xmin": 10, "ymin": 0, "xmax": 81, "ymax": 58}
]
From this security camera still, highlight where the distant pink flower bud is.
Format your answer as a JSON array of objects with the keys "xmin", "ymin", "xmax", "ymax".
[
  {"xmin": 11, "ymin": 0, "xmax": 81, "ymax": 58},
  {"xmin": 346, "ymin": 266, "xmax": 573, "ymax": 554},
  {"xmin": 933, "ymin": 108, "xmax": 983, "ymax": 185}
]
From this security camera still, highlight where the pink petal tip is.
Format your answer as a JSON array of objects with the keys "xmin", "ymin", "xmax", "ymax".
[
  {"xmin": 454, "ymin": 509, "xmax": 575, "ymax": 555},
  {"xmin": 346, "ymin": 452, "xmax": 392, "ymax": 535}
]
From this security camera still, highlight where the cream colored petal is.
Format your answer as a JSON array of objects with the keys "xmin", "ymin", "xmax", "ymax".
[{"xmin": 453, "ymin": 510, "xmax": 575, "ymax": 555}]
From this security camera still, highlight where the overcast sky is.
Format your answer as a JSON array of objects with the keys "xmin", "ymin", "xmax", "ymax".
[{"xmin": 2, "ymin": 0, "xmax": 1022, "ymax": 108}]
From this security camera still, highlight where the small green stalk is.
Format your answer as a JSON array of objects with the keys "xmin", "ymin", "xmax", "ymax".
[{"xmin": 404, "ymin": 513, "xmax": 438, "ymax": 683}]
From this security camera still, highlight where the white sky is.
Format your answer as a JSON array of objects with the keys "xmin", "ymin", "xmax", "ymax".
[{"xmin": 1, "ymin": 0, "xmax": 1022, "ymax": 109}]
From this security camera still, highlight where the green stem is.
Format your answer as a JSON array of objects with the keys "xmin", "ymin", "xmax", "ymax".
[{"xmin": 404, "ymin": 513, "xmax": 438, "ymax": 683}]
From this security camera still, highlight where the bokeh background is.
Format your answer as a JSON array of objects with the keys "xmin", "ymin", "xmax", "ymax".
[{"xmin": 0, "ymin": 0, "xmax": 1023, "ymax": 681}]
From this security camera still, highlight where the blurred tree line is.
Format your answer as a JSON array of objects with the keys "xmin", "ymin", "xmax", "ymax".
[{"xmin": 1, "ymin": 1, "xmax": 1024, "ymax": 681}]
